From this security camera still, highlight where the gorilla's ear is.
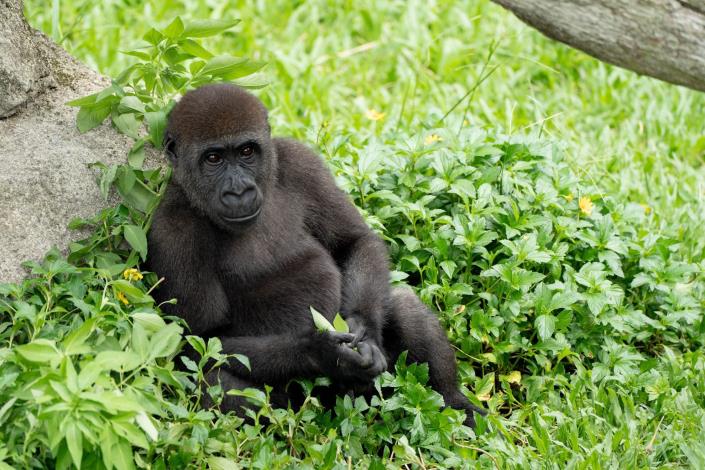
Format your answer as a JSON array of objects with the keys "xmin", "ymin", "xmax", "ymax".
[{"xmin": 163, "ymin": 133, "xmax": 177, "ymax": 163}]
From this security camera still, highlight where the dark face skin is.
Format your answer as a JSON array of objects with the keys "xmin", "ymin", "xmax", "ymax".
[{"xmin": 164, "ymin": 84, "xmax": 275, "ymax": 232}]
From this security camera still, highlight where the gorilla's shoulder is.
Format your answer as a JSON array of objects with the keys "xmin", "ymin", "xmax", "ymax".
[{"xmin": 273, "ymin": 137, "xmax": 333, "ymax": 189}]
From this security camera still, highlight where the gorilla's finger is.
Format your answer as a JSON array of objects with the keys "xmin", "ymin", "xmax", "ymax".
[
  {"xmin": 369, "ymin": 344, "xmax": 387, "ymax": 374},
  {"xmin": 327, "ymin": 331, "xmax": 356, "ymax": 344},
  {"xmin": 355, "ymin": 341, "xmax": 374, "ymax": 368},
  {"xmin": 337, "ymin": 342, "xmax": 365, "ymax": 366}
]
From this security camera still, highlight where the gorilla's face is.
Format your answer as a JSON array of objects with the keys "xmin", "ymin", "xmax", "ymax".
[
  {"xmin": 164, "ymin": 84, "xmax": 276, "ymax": 233},
  {"xmin": 194, "ymin": 135, "xmax": 264, "ymax": 224}
]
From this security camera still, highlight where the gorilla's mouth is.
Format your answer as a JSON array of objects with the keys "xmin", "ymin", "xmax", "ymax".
[{"xmin": 221, "ymin": 207, "xmax": 262, "ymax": 223}]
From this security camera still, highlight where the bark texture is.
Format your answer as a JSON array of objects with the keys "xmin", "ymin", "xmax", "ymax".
[
  {"xmin": 492, "ymin": 0, "xmax": 705, "ymax": 92},
  {"xmin": 0, "ymin": 0, "xmax": 157, "ymax": 282}
]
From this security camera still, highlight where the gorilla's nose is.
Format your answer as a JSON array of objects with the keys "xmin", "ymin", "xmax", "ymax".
[{"xmin": 221, "ymin": 187, "xmax": 256, "ymax": 206}]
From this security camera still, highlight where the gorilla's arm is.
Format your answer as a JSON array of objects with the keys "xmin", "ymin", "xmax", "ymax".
[
  {"xmin": 219, "ymin": 330, "xmax": 384, "ymax": 384},
  {"xmin": 276, "ymin": 139, "xmax": 390, "ymax": 346},
  {"xmin": 149, "ymin": 190, "xmax": 380, "ymax": 383}
]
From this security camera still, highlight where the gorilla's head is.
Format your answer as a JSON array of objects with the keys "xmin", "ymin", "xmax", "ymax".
[{"xmin": 164, "ymin": 84, "xmax": 275, "ymax": 232}]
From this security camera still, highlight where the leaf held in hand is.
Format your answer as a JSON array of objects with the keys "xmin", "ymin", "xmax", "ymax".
[{"xmin": 310, "ymin": 306, "xmax": 335, "ymax": 332}]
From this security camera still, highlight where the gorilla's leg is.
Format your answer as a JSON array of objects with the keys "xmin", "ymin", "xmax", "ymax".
[{"xmin": 384, "ymin": 287, "xmax": 486, "ymax": 427}]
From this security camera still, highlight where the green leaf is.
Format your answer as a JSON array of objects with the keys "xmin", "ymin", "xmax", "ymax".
[
  {"xmin": 112, "ymin": 111, "xmax": 140, "ymax": 139},
  {"xmin": 62, "ymin": 318, "xmax": 96, "ymax": 355},
  {"xmin": 149, "ymin": 322, "xmax": 183, "ymax": 359},
  {"xmin": 200, "ymin": 55, "xmax": 249, "ymax": 78},
  {"xmin": 66, "ymin": 91, "xmax": 100, "ymax": 107},
  {"xmin": 162, "ymin": 16, "xmax": 184, "ymax": 39},
  {"xmin": 120, "ymin": 49, "xmax": 152, "ymax": 61},
  {"xmin": 15, "ymin": 339, "xmax": 60, "ymax": 363},
  {"xmin": 123, "ymin": 224, "xmax": 148, "ymax": 261},
  {"xmin": 135, "ymin": 412, "xmax": 158, "ymax": 441},
  {"xmin": 183, "ymin": 19, "xmax": 240, "ymax": 38},
  {"xmin": 221, "ymin": 59, "xmax": 267, "ymax": 80},
  {"xmin": 310, "ymin": 306, "xmax": 335, "ymax": 332},
  {"xmin": 76, "ymin": 98, "xmax": 115, "ymax": 133},
  {"xmin": 333, "ymin": 313, "xmax": 349, "ymax": 333},
  {"xmin": 112, "ymin": 439, "xmax": 136, "ymax": 470},
  {"xmin": 127, "ymin": 139, "xmax": 146, "ymax": 169},
  {"xmin": 142, "ymin": 27, "xmax": 164, "ymax": 45},
  {"xmin": 232, "ymin": 73, "xmax": 270, "ymax": 89},
  {"xmin": 132, "ymin": 311, "xmax": 167, "ymax": 333},
  {"xmin": 535, "ymin": 314, "xmax": 556, "ymax": 341},
  {"xmin": 65, "ymin": 421, "xmax": 83, "ymax": 470},
  {"xmin": 208, "ymin": 457, "xmax": 240, "ymax": 470},
  {"xmin": 179, "ymin": 39, "xmax": 214, "ymax": 59},
  {"xmin": 118, "ymin": 95, "xmax": 146, "ymax": 114},
  {"xmin": 144, "ymin": 110, "xmax": 167, "ymax": 148}
]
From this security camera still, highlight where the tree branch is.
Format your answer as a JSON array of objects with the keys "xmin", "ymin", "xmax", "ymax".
[{"xmin": 492, "ymin": 0, "xmax": 705, "ymax": 92}]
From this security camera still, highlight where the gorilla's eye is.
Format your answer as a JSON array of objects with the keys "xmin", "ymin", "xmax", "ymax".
[
  {"xmin": 240, "ymin": 145, "xmax": 255, "ymax": 157},
  {"xmin": 205, "ymin": 153, "xmax": 223, "ymax": 165}
]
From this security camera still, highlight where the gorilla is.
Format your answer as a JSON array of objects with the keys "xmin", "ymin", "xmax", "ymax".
[{"xmin": 147, "ymin": 83, "xmax": 485, "ymax": 427}]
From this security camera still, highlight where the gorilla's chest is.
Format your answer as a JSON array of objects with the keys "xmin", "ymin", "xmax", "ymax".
[{"xmin": 215, "ymin": 229, "xmax": 343, "ymax": 336}]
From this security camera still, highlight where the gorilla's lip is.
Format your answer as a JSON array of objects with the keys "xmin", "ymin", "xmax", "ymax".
[{"xmin": 221, "ymin": 207, "xmax": 262, "ymax": 223}]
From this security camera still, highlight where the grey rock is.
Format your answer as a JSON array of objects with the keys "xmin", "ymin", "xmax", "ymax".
[{"xmin": 0, "ymin": 0, "xmax": 161, "ymax": 282}]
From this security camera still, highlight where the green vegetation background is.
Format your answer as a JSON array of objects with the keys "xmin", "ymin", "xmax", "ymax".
[{"xmin": 1, "ymin": 0, "xmax": 703, "ymax": 468}]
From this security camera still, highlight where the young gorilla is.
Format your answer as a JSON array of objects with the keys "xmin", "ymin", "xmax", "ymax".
[{"xmin": 147, "ymin": 84, "xmax": 485, "ymax": 427}]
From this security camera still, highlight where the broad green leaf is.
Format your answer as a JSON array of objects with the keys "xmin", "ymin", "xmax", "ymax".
[
  {"xmin": 112, "ymin": 111, "xmax": 140, "ymax": 139},
  {"xmin": 112, "ymin": 439, "xmax": 136, "ymax": 470},
  {"xmin": 62, "ymin": 318, "xmax": 95, "ymax": 355},
  {"xmin": 144, "ymin": 110, "xmax": 167, "ymax": 148},
  {"xmin": 310, "ymin": 306, "xmax": 335, "ymax": 332},
  {"xmin": 132, "ymin": 311, "xmax": 166, "ymax": 333},
  {"xmin": 142, "ymin": 27, "xmax": 164, "ymax": 45},
  {"xmin": 132, "ymin": 322, "xmax": 149, "ymax": 360},
  {"xmin": 120, "ymin": 49, "xmax": 151, "ymax": 61},
  {"xmin": 66, "ymin": 91, "xmax": 100, "ymax": 107},
  {"xmin": 127, "ymin": 139, "xmax": 146, "ymax": 169},
  {"xmin": 333, "ymin": 313, "xmax": 349, "ymax": 333},
  {"xmin": 162, "ymin": 16, "xmax": 184, "ymax": 39},
  {"xmin": 94, "ymin": 350, "xmax": 142, "ymax": 372},
  {"xmin": 201, "ymin": 55, "xmax": 248, "ymax": 78},
  {"xmin": 15, "ymin": 339, "xmax": 60, "ymax": 363},
  {"xmin": 135, "ymin": 412, "xmax": 158, "ymax": 441},
  {"xmin": 183, "ymin": 19, "xmax": 240, "ymax": 38},
  {"xmin": 535, "ymin": 314, "xmax": 556, "ymax": 340},
  {"xmin": 179, "ymin": 39, "xmax": 214, "ymax": 59},
  {"xmin": 123, "ymin": 224, "xmax": 148, "ymax": 261},
  {"xmin": 220, "ymin": 59, "xmax": 267, "ymax": 80},
  {"xmin": 208, "ymin": 457, "xmax": 240, "ymax": 470},
  {"xmin": 475, "ymin": 372, "xmax": 494, "ymax": 401},
  {"xmin": 76, "ymin": 99, "xmax": 114, "ymax": 133},
  {"xmin": 118, "ymin": 95, "xmax": 146, "ymax": 114},
  {"xmin": 65, "ymin": 421, "xmax": 83, "ymax": 470},
  {"xmin": 149, "ymin": 322, "xmax": 183, "ymax": 359}
]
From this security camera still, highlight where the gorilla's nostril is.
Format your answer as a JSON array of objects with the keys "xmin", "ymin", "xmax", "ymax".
[{"xmin": 221, "ymin": 187, "xmax": 257, "ymax": 207}]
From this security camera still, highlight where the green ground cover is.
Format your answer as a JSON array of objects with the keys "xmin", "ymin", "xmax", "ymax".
[{"xmin": 1, "ymin": 0, "xmax": 704, "ymax": 467}]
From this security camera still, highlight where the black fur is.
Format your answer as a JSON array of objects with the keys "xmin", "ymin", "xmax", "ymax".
[{"xmin": 147, "ymin": 84, "xmax": 485, "ymax": 427}]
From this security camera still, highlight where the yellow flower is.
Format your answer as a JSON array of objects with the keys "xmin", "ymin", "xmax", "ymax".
[
  {"xmin": 564, "ymin": 193, "xmax": 574, "ymax": 203},
  {"xmin": 424, "ymin": 134, "xmax": 442, "ymax": 145},
  {"xmin": 641, "ymin": 203, "xmax": 652, "ymax": 215},
  {"xmin": 123, "ymin": 268, "xmax": 143, "ymax": 282},
  {"xmin": 579, "ymin": 196, "xmax": 594, "ymax": 216},
  {"xmin": 116, "ymin": 291, "xmax": 130, "ymax": 305},
  {"xmin": 365, "ymin": 109, "xmax": 385, "ymax": 121}
]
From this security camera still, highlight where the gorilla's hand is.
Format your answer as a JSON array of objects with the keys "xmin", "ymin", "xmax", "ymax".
[{"xmin": 314, "ymin": 330, "xmax": 387, "ymax": 383}]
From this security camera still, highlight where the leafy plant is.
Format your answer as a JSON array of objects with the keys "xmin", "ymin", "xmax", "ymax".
[
  {"xmin": 3, "ymin": 1, "xmax": 705, "ymax": 468},
  {"xmin": 67, "ymin": 16, "xmax": 266, "ymax": 156}
]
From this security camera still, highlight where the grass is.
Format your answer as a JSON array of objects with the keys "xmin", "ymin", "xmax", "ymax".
[{"xmin": 3, "ymin": 0, "xmax": 703, "ymax": 468}]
